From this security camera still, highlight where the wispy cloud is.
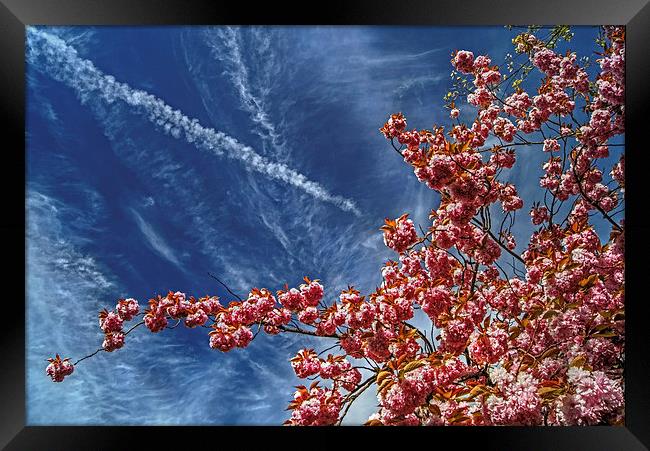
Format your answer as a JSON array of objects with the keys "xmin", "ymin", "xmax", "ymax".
[
  {"xmin": 27, "ymin": 192, "xmax": 115, "ymax": 293},
  {"xmin": 394, "ymin": 74, "xmax": 447, "ymax": 101},
  {"xmin": 347, "ymin": 46, "xmax": 447, "ymax": 66},
  {"xmin": 204, "ymin": 27, "xmax": 285, "ymax": 156},
  {"xmin": 26, "ymin": 28, "xmax": 361, "ymax": 216},
  {"xmin": 143, "ymin": 196, "xmax": 155, "ymax": 207},
  {"xmin": 130, "ymin": 208, "xmax": 183, "ymax": 268}
]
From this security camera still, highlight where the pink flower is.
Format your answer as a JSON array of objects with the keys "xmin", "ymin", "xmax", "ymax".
[
  {"xmin": 504, "ymin": 91, "xmax": 532, "ymax": 117},
  {"xmin": 166, "ymin": 291, "xmax": 191, "ymax": 319},
  {"xmin": 473, "ymin": 55, "xmax": 491, "ymax": 69},
  {"xmin": 380, "ymin": 113, "xmax": 407, "ymax": 139},
  {"xmin": 452, "ymin": 50, "xmax": 475, "ymax": 74},
  {"xmin": 611, "ymin": 155, "xmax": 624, "ymax": 187},
  {"xmin": 382, "ymin": 214, "xmax": 418, "ymax": 254},
  {"xmin": 277, "ymin": 287, "xmax": 304, "ymax": 311},
  {"xmin": 532, "ymin": 47, "xmax": 561, "ymax": 76},
  {"xmin": 299, "ymin": 279, "xmax": 324, "ymax": 307},
  {"xmin": 559, "ymin": 367, "xmax": 624, "ymax": 425},
  {"xmin": 467, "ymin": 87, "xmax": 494, "ymax": 109},
  {"xmin": 468, "ymin": 327, "xmax": 508, "ymax": 364},
  {"xmin": 418, "ymin": 285, "xmax": 452, "ymax": 323},
  {"xmin": 291, "ymin": 349, "xmax": 322, "ymax": 378},
  {"xmin": 185, "ymin": 308, "xmax": 208, "ymax": 328},
  {"xmin": 530, "ymin": 205, "xmax": 549, "ymax": 225},
  {"xmin": 233, "ymin": 326, "xmax": 254, "ymax": 348},
  {"xmin": 364, "ymin": 325, "xmax": 393, "ymax": 362},
  {"xmin": 489, "ymin": 149, "xmax": 516, "ymax": 168},
  {"xmin": 98, "ymin": 310, "xmax": 123, "ymax": 333},
  {"xmin": 116, "ymin": 298, "xmax": 139, "ymax": 321},
  {"xmin": 144, "ymin": 299, "xmax": 168, "ymax": 333},
  {"xmin": 144, "ymin": 312, "xmax": 168, "ymax": 333},
  {"xmin": 492, "ymin": 117, "xmax": 517, "ymax": 142},
  {"xmin": 424, "ymin": 246, "xmax": 456, "ymax": 280},
  {"xmin": 440, "ymin": 318, "xmax": 473, "ymax": 354},
  {"xmin": 209, "ymin": 328, "xmax": 236, "ymax": 352},
  {"xmin": 264, "ymin": 307, "xmax": 292, "ymax": 327},
  {"xmin": 399, "ymin": 251, "xmax": 423, "ymax": 276},
  {"xmin": 319, "ymin": 355, "xmax": 352, "ymax": 380},
  {"xmin": 398, "ymin": 130, "xmax": 421, "ymax": 147},
  {"xmin": 102, "ymin": 331, "xmax": 125, "ymax": 352},
  {"xmin": 477, "ymin": 68, "xmax": 501, "ymax": 87},
  {"xmin": 197, "ymin": 296, "xmax": 222, "ymax": 315},
  {"xmin": 543, "ymin": 138, "xmax": 561, "ymax": 152},
  {"xmin": 297, "ymin": 306, "xmax": 319, "ymax": 324},
  {"xmin": 381, "ymin": 261, "xmax": 401, "ymax": 284},
  {"xmin": 340, "ymin": 332, "xmax": 364, "ymax": 358},
  {"xmin": 233, "ymin": 288, "xmax": 276, "ymax": 324},
  {"xmin": 286, "ymin": 385, "xmax": 342, "ymax": 426},
  {"xmin": 46, "ymin": 354, "xmax": 74, "ymax": 382},
  {"xmin": 339, "ymin": 367, "xmax": 362, "ymax": 391},
  {"xmin": 499, "ymin": 184, "xmax": 524, "ymax": 212},
  {"xmin": 485, "ymin": 369, "xmax": 542, "ymax": 425}
]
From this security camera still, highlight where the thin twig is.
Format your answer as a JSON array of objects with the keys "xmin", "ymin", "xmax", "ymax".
[
  {"xmin": 73, "ymin": 348, "xmax": 105, "ymax": 366},
  {"xmin": 338, "ymin": 375, "xmax": 376, "ymax": 425},
  {"xmin": 208, "ymin": 272, "xmax": 243, "ymax": 301}
]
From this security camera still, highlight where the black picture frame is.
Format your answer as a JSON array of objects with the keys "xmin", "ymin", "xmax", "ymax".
[{"xmin": 2, "ymin": 1, "xmax": 649, "ymax": 449}]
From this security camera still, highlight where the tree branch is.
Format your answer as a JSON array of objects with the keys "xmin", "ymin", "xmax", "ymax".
[{"xmin": 208, "ymin": 272, "xmax": 244, "ymax": 301}]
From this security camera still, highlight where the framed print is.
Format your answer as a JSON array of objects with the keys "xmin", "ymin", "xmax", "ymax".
[{"xmin": 2, "ymin": 0, "xmax": 649, "ymax": 449}]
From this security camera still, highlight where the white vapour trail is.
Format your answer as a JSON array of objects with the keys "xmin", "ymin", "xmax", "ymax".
[
  {"xmin": 204, "ymin": 27, "xmax": 283, "ymax": 152},
  {"xmin": 26, "ymin": 29, "xmax": 361, "ymax": 216}
]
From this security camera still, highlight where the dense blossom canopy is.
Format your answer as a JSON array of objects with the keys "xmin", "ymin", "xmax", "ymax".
[{"xmin": 48, "ymin": 26, "xmax": 625, "ymax": 426}]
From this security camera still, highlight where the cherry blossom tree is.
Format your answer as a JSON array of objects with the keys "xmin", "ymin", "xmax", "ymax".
[{"xmin": 46, "ymin": 25, "xmax": 625, "ymax": 426}]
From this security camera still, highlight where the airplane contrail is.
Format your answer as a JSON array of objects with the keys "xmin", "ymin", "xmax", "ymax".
[{"xmin": 26, "ymin": 28, "xmax": 362, "ymax": 216}]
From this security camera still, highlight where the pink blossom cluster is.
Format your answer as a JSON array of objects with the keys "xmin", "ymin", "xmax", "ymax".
[
  {"xmin": 209, "ymin": 324, "xmax": 253, "ymax": 351},
  {"xmin": 290, "ymin": 349, "xmax": 322, "ymax": 378},
  {"xmin": 554, "ymin": 366, "xmax": 624, "ymax": 425},
  {"xmin": 468, "ymin": 326, "xmax": 509, "ymax": 364},
  {"xmin": 418, "ymin": 285, "xmax": 452, "ymax": 325},
  {"xmin": 611, "ymin": 155, "xmax": 624, "ymax": 188},
  {"xmin": 102, "ymin": 332, "xmax": 124, "ymax": 352},
  {"xmin": 116, "ymin": 298, "xmax": 139, "ymax": 321},
  {"xmin": 452, "ymin": 50, "xmax": 475, "ymax": 74},
  {"xmin": 319, "ymin": 354, "xmax": 353, "ymax": 380},
  {"xmin": 99, "ymin": 310, "xmax": 123, "ymax": 333},
  {"xmin": 45, "ymin": 354, "xmax": 74, "ymax": 382},
  {"xmin": 278, "ymin": 278, "xmax": 324, "ymax": 310},
  {"xmin": 375, "ymin": 357, "xmax": 472, "ymax": 424},
  {"xmin": 142, "ymin": 292, "xmax": 221, "ymax": 333},
  {"xmin": 379, "ymin": 112, "xmax": 407, "ymax": 139},
  {"xmin": 489, "ymin": 149, "xmax": 516, "ymax": 169},
  {"xmin": 484, "ymin": 368, "xmax": 542, "ymax": 425},
  {"xmin": 97, "ymin": 298, "xmax": 141, "ymax": 352},
  {"xmin": 381, "ymin": 214, "xmax": 418, "ymax": 254},
  {"xmin": 543, "ymin": 138, "xmax": 560, "ymax": 152},
  {"xmin": 503, "ymin": 91, "xmax": 532, "ymax": 117},
  {"xmin": 209, "ymin": 288, "xmax": 291, "ymax": 351},
  {"xmin": 286, "ymin": 384, "xmax": 343, "ymax": 426},
  {"xmin": 595, "ymin": 27, "xmax": 625, "ymax": 107},
  {"xmin": 530, "ymin": 205, "xmax": 549, "ymax": 225}
]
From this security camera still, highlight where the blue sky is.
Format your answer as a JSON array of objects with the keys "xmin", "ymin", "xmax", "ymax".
[{"xmin": 25, "ymin": 25, "xmax": 618, "ymax": 425}]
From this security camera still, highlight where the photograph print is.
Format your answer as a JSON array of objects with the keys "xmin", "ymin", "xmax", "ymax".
[{"xmin": 26, "ymin": 24, "xmax": 625, "ymax": 426}]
